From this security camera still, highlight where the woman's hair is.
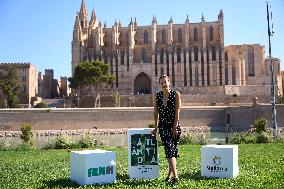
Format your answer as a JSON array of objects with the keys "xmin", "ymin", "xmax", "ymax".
[{"xmin": 159, "ymin": 74, "xmax": 169, "ymax": 82}]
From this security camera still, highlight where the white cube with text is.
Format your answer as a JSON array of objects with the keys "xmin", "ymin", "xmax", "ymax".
[
  {"xmin": 70, "ymin": 149, "xmax": 116, "ymax": 185},
  {"xmin": 201, "ymin": 145, "xmax": 239, "ymax": 178},
  {"xmin": 128, "ymin": 128, "xmax": 159, "ymax": 179}
]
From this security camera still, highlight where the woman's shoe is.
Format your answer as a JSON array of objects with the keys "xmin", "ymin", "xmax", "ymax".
[
  {"xmin": 172, "ymin": 177, "xmax": 179, "ymax": 188},
  {"xmin": 164, "ymin": 176, "xmax": 171, "ymax": 184}
]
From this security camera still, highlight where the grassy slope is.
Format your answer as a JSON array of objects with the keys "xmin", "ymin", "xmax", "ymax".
[{"xmin": 0, "ymin": 144, "xmax": 283, "ymax": 188}]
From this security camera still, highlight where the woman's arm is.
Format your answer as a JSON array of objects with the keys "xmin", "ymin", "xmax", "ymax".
[
  {"xmin": 152, "ymin": 93, "xmax": 158, "ymax": 137},
  {"xmin": 172, "ymin": 91, "xmax": 181, "ymax": 137}
]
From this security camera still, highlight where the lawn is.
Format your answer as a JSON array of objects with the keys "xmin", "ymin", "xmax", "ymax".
[{"xmin": 0, "ymin": 144, "xmax": 283, "ymax": 188}]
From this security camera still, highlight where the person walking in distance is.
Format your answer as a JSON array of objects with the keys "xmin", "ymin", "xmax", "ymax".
[{"xmin": 151, "ymin": 75, "xmax": 181, "ymax": 188}]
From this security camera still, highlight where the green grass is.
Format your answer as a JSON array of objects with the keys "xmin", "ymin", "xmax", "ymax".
[{"xmin": 0, "ymin": 144, "xmax": 283, "ymax": 188}]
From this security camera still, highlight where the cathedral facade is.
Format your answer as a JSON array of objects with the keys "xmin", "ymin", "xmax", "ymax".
[
  {"xmin": 72, "ymin": 0, "xmax": 282, "ymax": 96},
  {"xmin": 72, "ymin": 0, "xmax": 225, "ymax": 95}
]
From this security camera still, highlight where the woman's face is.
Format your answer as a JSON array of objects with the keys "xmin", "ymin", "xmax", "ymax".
[{"xmin": 160, "ymin": 77, "xmax": 170, "ymax": 90}]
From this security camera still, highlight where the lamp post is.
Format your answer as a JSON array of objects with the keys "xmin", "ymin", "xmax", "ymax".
[
  {"xmin": 76, "ymin": 93, "xmax": 80, "ymax": 108},
  {"xmin": 63, "ymin": 95, "xmax": 65, "ymax": 108},
  {"xmin": 266, "ymin": 2, "xmax": 277, "ymax": 139}
]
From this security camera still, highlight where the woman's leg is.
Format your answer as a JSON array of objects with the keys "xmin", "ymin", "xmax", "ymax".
[
  {"xmin": 168, "ymin": 157, "xmax": 178, "ymax": 178},
  {"xmin": 167, "ymin": 160, "xmax": 172, "ymax": 178}
]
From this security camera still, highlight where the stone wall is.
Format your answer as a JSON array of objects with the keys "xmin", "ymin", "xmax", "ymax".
[
  {"xmin": 63, "ymin": 93, "xmax": 270, "ymax": 108},
  {"xmin": 0, "ymin": 105, "xmax": 283, "ymax": 131}
]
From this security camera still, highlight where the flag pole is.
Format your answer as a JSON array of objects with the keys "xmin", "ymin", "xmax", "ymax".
[{"xmin": 266, "ymin": 2, "xmax": 277, "ymax": 139}]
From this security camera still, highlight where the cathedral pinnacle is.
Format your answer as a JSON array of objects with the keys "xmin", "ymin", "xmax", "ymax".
[
  {"xmin": 91, "ymin": 9, "xmax": 96, "ymax": 21},
  {"xmin": 79, "ymin": 0, "xmax": 88, "ymax": 18},
  {"xmin": 152, "ymin": 15, "xmax": 157, "ymax": 24},
  {"xmin": 218, "ymin": 9, "xmax": 224, "ymax": 21},
  {"xmin": 201, "ymin": 13, "xmax": 205, "ymax": 22},
  {"xmin": 168, "ymin": 16, "xmax": 173, "ymax": 23},
  {"xmin": 185, "ymin": 14, "xmax": 189, "ymax": 23}
]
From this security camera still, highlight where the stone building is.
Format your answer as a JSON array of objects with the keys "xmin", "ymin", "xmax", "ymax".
[
  {"xmin": 71, "ymin": 0, "xmax": 282, "ymax": 97},
  {"xmin": 58, "ymin": 76, "xmax": 71, "ymax": 98},
  {"xmin": 264, "ymin": 57, "xmax": 283, "ymax": 96},
  {"xmin": 0, "ymin": 63, "xmax": 38, "ymax": 107},
  {"xmin": 38, "ymin": 69, "xmax": 58, "ymax": 99},
  {"xmin": 72, "ymin": 0, "xmax": 225, "ymax": 95},
  {"xmin": 38, "ymin": 71, "xmax": 70, "ymax": 99},
  {"xmin": 224, "ymin": 45, "xmax": 282, "ymax": 96}
]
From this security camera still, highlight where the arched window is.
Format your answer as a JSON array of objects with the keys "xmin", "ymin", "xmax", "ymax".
[
  {"xmin": 211, "ymin": 46, "xmax": 216, "ymax": 61},
  {"xmin": 162, "ymin": 29, "xmax": 166, "ymax": 44},
  {"xmin": 194, "ymin": 47, "xmax": 199, "ymax": 62},
  {"xmin": 248, "ymin": 47, "xmax": 255, "ymax": 76},
  {"xmin": 209, "ymin": 25, "xmax": 213, "ymax": 41},
  {"xmin": 141, "ymin": 48, "xmax": 147, "ymax": 63},
  {"xmin": 161, "ymin": 67, "xmax": 164, "ymax": 76},
  {"xmin": 194, "ymin": 27, "xmax": 198, "ymax": 41},
  {"xmin": 232, "ymin": 63, "xmax": 236, "ymax": 85},
  {"xmin": 225, "ymin": 52, "xmax": 228, "ymax": 62},
  {"xmin": 144, "ymin": 30, "xmax": 148, "ymax": 44},
  {"xmin": 160, "ymin": 48, "xmax": 164, "ymax": 64},
  {"xmin": 126, "ymin": 32, "xmax": 129, "ymax": 45},
  {"xmin": 22, "ymin": 84, "xmax": 27, "ymax": 94},
  {"xmin": 225, "ymin": 52, "xmax": 228, "ymax": 85},
  {"xmin": 178, "ymin": 28, "xmax": 182, "ymax": 43},
  {"xmin": 177, "ymin": 48, "xmax": 181, "ymax": 63}
]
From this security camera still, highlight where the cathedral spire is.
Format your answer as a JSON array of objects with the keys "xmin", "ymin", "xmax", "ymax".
[
  {"xmin": 168, "ymin": 16, "xmax": 173, "ymax": 23},
  {"xmin": 79, "ymin": 0, "xmax": 88, "ymax": 29},
  {"xmin": 79, "ymin": 0, "xmax": 88, "ymax": 18},
  {"xmin": 73, "ymin": 14, "xmax": 82, "ymax": 41},
  {"xmin": 201, "ymin": 13, "xmax": 205, "ymax": 22},
  {"xmin": 152, "ymin": 15, "xmax": 156, "ymax": 24},
  {"xmin": 218, "ymin": 9, "xmax": 224, "ymax": 22},
  {"xmin": 90, "ymin": 9, "xmax": 96, "ymax": 22},
  {"xmin": 89, "ymin": 8, "xmax": 97, "ymax": 28},
  {"xmin": 185, "ymin": 14, "xmax": 189, "ymax": 24}
]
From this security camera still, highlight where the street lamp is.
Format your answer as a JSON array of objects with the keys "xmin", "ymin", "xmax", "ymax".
[
  {"xmin": 266, "ymin": 2, "xmax": 277, "ymax": 139},
  {"xmin": 75, "ymin": 93, "xmax": 80, "ymax": 108}
]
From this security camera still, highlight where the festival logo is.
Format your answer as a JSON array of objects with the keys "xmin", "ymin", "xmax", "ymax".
[
  {"xmin": 130, "ymin": 134, "xmax": 158, "ymax": 166},
  {"xmin": 207, "ymin": 155, "xmax": 228, "ymax": 173}
]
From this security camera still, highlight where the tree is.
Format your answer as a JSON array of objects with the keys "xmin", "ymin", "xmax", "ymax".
[
  {"xmin": 0, "ymin": 65, "xmax": 21, "ymax": 108},
  {"xmin": 68, "ymin": 60, "xmax": 114, "ymax": 107}
]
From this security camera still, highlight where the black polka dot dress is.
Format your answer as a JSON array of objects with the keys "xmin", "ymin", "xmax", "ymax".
[{"xmin": 156, "ymin": 90, "xmax": 181, "ymax": 158}]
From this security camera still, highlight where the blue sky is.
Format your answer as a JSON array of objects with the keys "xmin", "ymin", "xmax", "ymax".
[{"xmin": 0, "ymin": 0, "xmax": 283, "ymax": 79}]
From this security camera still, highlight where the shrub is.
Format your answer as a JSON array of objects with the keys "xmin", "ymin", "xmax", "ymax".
[
  {"xmin": 0, "ymin": 140, "xmax": 10, "ymax": 151},
  {"xmin": 229, "ymin": 132, "xmax": 256, "ymax": 144},
  {"xmin": 14, "ymin": 143, "xmax": 34, "ymax": 151},
  {"xmin": 78, "ymin": 134, "xmax": 97, "ymax": 148},
  {"xmin": 197, "ymin": 132, "xmax": 208, "ymax": 145},
  {"xmin": 148, "ymin": 122, "xmax": 155, "ymax": 128},
  {"xmin": 256, "ymin": 132, "xmax": 272, "ymax": 143},
  {"xmin": 252, "ymin": 118, "xmax": 268, "ymax": 133},
  {"xmin": 273, "ymin": 133, "xmax": 284, "ymax": 143},
  {"xmin": 179, "ymin": 132, "xmax": 194, "ymax": 145},
  {"xmin": 276, "ymin": 95, "xmax": 284, "ymax": 104},
  {"xmin": 232, "ymin": 93, "xmax": 237, "ymax": 97},
  {"xmin": 42, "ymin": 143, "xmax": 55, "ymax": 150},
  {"xmin": 20, "ymin": 123, "xmax": 34, "ymax": 146},
  {"xmin": 54, "ymin": 135, "xmax": 74, "ymax": 149},
  {"xmin": 34, "ymin": 102, "xmax": 48, "ymax": 108}
]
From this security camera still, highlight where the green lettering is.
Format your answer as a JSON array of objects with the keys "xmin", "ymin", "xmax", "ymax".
[
  {"xmin": 88, "ymin": 168, "xmax": 92, "ymax": 177},
  {"xmin": 106, "ymin": 166, "xmax": 113, "ymax": 174},
  {"xmin": 92, "ymin": 167, "xmax": 99, "ymax": 176},
  {"xmin": 99, "ymin": 166, "xmax": 105, "ymax": 175}
]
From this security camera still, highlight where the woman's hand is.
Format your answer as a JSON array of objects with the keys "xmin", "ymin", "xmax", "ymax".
[
  {"xmin": 171, "ymin": 125, "xmax": 177, "ymax": 138},
  {"xmin": 151, "ymin": 127, "xmax": 157, "ymax": 138}
]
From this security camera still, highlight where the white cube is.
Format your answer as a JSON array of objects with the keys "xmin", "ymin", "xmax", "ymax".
[
  {"xmin": 201, "ymin": 145, "xmax": 239, "ymax": 178},
  {"xmin": 70, "ymin": 149, "xmax": 116, "ymax": 185},
  {"xmin": 128, "ymin": 128, "xmax": 159, "ymax": 179}
]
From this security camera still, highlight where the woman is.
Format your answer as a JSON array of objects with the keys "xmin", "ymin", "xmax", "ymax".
[{"xmin": 151, "ymin": 75, "xmax": 181, "ymax": 187}]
